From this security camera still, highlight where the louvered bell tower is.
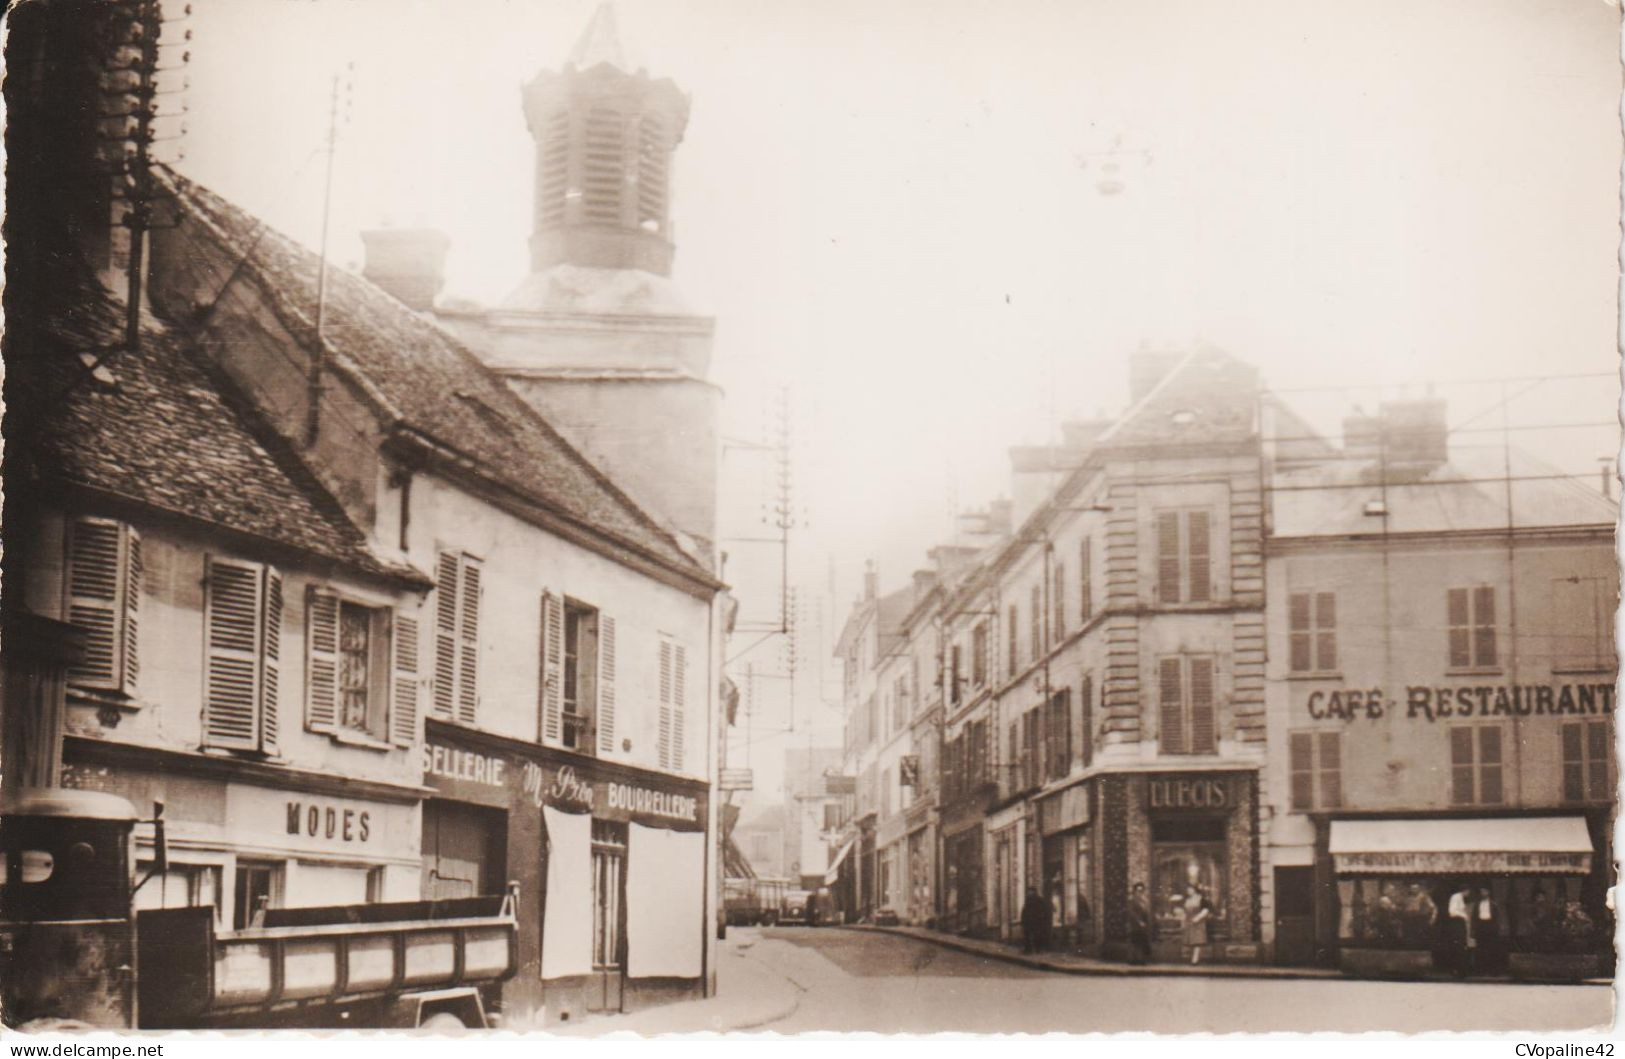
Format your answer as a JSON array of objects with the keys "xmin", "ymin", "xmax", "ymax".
[
  {"xmin": 438, "ymin": 3, "xmax": 719, "ymax": 567},
  {"xmin": 522, "ymin": 3, "xmax": 689, "ymax": 276}
]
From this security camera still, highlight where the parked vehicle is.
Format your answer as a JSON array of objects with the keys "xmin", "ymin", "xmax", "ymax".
[
  {"xmin": 0, "ymin": 789, "xmax": 518, "ymax": 1030},
  {"xmin": 723, "ymin": 876, "xmax": 788, "ymax": 926},
  {"xmin": 780, "ymin": 888, "xmax": 827, "ymax": 926}
]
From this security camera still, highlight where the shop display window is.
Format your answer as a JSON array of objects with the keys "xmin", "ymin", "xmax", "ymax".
[
  {"xmin": 1335, "ymin": 876, "xmax": 1608, "ymax": 954},
  {"xmin": 1150, "ymin": 817, "xmax": 1227, "ymax": 940}
]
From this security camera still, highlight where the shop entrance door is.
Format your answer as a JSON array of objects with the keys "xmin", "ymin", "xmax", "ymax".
[
  {"xmin": 1273, "ymin": 866, "xmax": 1316, "ymax": 965},
  {"xmin": 590, "ymin": 821, "xmax": 627, "ymax": 1013},
  {"xmin": 1150, "ymin": 817, "xmax": 1229, "ymax": 962}
]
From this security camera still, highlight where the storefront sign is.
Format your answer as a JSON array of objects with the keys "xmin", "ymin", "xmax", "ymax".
[
  {"xmin": 286, "ymin": 800, "xmax": 372, "ymax": 843},
  {"xmin": 1335, "ymin": 850, "xmax": 1593, "ymax": 875},
  {"xmin": 423, "ymin": 744, "xmax": 507, "ymax": 788},
  {"xmin": 1147, "ymin": 777, "xmax": 1230, "ymax": 812},
  {"xmin": 1304, "ymin": 682, "xmax": 1614, "ymax": 722},
  {"xmin": 225, "ymin": 786, "xmax": 415, "ymax": 857},
  {"xmin": 423, "ymin": 735, "xmax": 706, "ymax": 831}
]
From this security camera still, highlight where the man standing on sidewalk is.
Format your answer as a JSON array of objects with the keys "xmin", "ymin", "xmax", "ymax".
[
  {"xmin": 1127, "ymin": 882, "xmax": 1153, "ymax": 965},
  {"xmin": 1021, "ymin": 888, "xmax": 1052, "ymax": 953}
]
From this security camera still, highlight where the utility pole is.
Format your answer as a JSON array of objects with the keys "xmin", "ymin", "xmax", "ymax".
[{"xmin": 306, "ymin": 67, "xmax": 351, "ymax": 447}]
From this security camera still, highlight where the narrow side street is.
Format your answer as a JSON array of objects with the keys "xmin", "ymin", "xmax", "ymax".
[{"xmin": 566, "ymin": 928, "xmax": 1614, "ymax": 1035}]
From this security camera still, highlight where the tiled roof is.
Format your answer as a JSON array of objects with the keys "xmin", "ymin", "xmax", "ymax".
[
  {"xmin": 8, "ymin": 270, "xmax": 420, "ymax": 583},
  {"xmin": 158, "ymin": 170, "xmax": 712, "ymax": 583}
]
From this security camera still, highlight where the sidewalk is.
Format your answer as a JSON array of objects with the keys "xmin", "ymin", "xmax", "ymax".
[
  {"xmin": 841, "ymin": 923, "xmax": 1330, "ymax": 980},
  {"xmin": 542, "ymin": 933, "xmax": 803, "ymax": 1036},
  {"xmin": 843, "ymin": 924, "xmax": 1613, "ymax": 986}
]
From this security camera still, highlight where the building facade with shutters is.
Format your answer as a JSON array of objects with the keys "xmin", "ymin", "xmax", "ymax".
[{"xmin": 1261, "ymin": 399, "xmax": 1618, "ymax": 976}]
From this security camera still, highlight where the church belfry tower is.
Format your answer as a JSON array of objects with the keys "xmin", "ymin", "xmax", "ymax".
[
  {"xmin": 431, "ymin": 3, "xmax": 720, "ymax": 567},
  {"xmin": 522, "ymin": 4, "xmax": 690, "ymax": 276}
]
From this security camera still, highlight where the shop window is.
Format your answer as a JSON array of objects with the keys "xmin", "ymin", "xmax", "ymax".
[
  {"xmin": 972, "ymin": 621, "xmax": 989, "ymax": 688},
  {"xmin": 1450, "ymin": 725, "xmax": 1504, "ymax": 805},
  {"xmin": 1552, "ymin": 576, "xmax": 1617, "ymax": 673},
  {"xmin": 1155, "ymin": 509, "xmax": 1212, "ymax": 605},
  {"xmin": 1052, "ymin": 563, "xmax": 1067, "ymax": 641},
  {"xmin": 1158, "ymin": 655, "xmax": 1218, "ymax": 756},
  {"xmin": 1336, "ymin": 878, "xmax": 1442, "ymax": 947},
  {"xmin": 433, "ymin": 552, "xmax": 482, "ymax": 724},
  {"xmin": 134, "ymin": 862, "xmax": 222, "ymax": 921},
  {"xmin": 1509, "ymin": 877, "xmax": 1604, "ymax": 955},
  {"xmin": 1079, "ymin": 536, "xmax": 1093, "ymax": 623},
  {"xmin": 1289, "ymin": 730, "xmax": 1342, "ymax": 811},
  {"xmin": 63, "ymin": 516, "xmax": 142, "ymax": 695},
  {"xmin": 233, "ymin": 861, "xmax": 282, "ymax": 930},
  {"xmin": 1150, "ymin": 817, "xmax": 1227, "ymax": 941},
  {"xmin": 1447, "ymin": 586, "xmax": 1497, "ymax": 670},
  {"xmin": 203, "ymin": 557, "xmax": 282, "ymax": 754},
  {"xmin": 1288, "ymin": 591, "xmax": 1337, "ymax": 674},
  {"xmin": 1562, "ymin": 720, "xmax": 1613, "ymax": 803}
]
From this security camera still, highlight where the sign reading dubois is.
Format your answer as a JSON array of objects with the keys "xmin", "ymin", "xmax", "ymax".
[{"xmin": 1147, "ymin": 777, "xmax": 1231, "ymax": 811}]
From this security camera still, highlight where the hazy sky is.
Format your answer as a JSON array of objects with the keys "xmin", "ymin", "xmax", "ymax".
[{"xmin": 179, "ymin": 0, "xmax": 1621, "ymax": 800}]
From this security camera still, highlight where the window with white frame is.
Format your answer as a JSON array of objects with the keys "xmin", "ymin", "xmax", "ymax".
[
  {"xmin": 305, "ymin": 590, "xmax": 419, "ymax": 746},
  {"xmin": 63, "ymin": 516, "xmax": 142, "ymax": 695}
]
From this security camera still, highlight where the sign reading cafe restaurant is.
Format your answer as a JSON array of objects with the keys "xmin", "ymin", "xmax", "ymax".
[{"xmin": 1303, "ymin": 681, "xmax": 1614, "ymax": 722}]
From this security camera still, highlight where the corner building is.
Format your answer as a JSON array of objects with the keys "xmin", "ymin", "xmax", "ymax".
[{"xmin": 1263, "ymin": 400, "xmax": 1617, "ymax": 977}]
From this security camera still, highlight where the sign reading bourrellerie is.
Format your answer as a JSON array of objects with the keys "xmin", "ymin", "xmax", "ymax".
[{"xmin": 423, "ymin": 738, "xmax": 705, "ymax": 830}]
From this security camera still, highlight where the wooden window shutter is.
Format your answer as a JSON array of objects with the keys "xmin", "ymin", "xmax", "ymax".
[
  {"xmin": 1447, "ymin": 588, "xmax": 1471, "ymax": 668},
  {"xmin": 305, "ymin": 588, "xmax": 340, "ymax": 730},
  {"xmin": 672, "ymin": 644, "xmax": 687, "ymax": 771},
  {"xmin": 1186, "ymin": 511, "xmax": 1212, "ymax": 603},
  {"xmin": 261, "ymin": 568, "xmax": 282, "ymax": 753},
  {"xmin": 597, "ymin": 615, "xmax": 617, "ymax": 755},
  {"xmin": 1156, "ymin": 512, "xmax": 1181, "ymax": 603},
  {"xmin": 1188, "ymin": 656, "xmax": 1216, "ymax": 754},
  {"xmin": 122, "ymin": 529, "xmax": 142, "ymax": 695},
  {"xmin": 391, "ymin": 610, "xmax": 420, "ymax": 747},
  {"xmin": 1080, "ymin": 674, "xmax": 1094, "ymax": 767},
  {"xmin": 1289, "ymin": 732, "xmax": 1313, "ymax": 810},
  {"xmin": 539, "ymin": 591, "xmax": 563, "ymax": 742},
  {"xmin": 1317, "ymin": 731, "xmax": 1342, "ymax": 808},
  {"xmin": 204, "ymin": 557, "xmax": 265, "ymax": 750},
  {"xmin": 1314, "ymin": 592, "xmax": 1337, "ymax": 672},
  {"xmin": 1449, "ymin": 726, "xmax": 1475, "ymax": 804},
  {"xmin": 65, "ymin": 517, "xmax": 124, "ymax": 688},
  {"xmin": 456, "ymin": 558, "xmax": 481, "ymax": 724},
  {"xmin": 1158, "ymin": 656, "xmax": 1184, "ymax": 754},
  {"xmin": 657, "ymin": 640, "xmax": 674, "ymax": 768},
  {"xmin": 432, "ymin": 553, "xmax": 459, "ymax": 718},
  {"xmin": 1288, "ymin": 593, "xmax": 1312, "ymax": 672}
]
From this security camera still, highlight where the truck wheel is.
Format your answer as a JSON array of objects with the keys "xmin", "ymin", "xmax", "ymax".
[{"xmin": 420, "ymin": 1012, "xmax": 468, "ymax": 1031}]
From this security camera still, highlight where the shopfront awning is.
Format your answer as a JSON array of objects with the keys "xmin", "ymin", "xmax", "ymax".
[
  {"xmin": 824, "ymin": 837, "xmax": 856, "ymax": 886},
  {"xmin": 1329, "ymin": 817, "xmax": 1594, "ymax": 876}
]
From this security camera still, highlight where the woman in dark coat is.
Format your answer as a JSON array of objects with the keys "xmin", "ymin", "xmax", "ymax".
[{"xmin": 1021, "ymin": 887, "xmax": 1052, "ymax": 953}]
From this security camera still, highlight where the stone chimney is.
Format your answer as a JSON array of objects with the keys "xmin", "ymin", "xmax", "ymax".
[
  {"xmin": 360, "ymin": 228, "xmax": 449, "ymax": 311},
  {"xmin": 1343, "ymin": 399, "xmax": 1448, "ymax": 469},
  {"xmin": 863, "ymin": 560, "xmax": 878, "ymax": 602},
  {"xmin": 912, "ymin": 569, "xmax": 936, "ymax": 604}
]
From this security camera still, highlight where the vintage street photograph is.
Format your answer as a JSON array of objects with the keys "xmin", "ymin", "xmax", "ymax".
[{"xmin": 1, "ymin": 0, "xmax": 1619, "ymax": 1039}]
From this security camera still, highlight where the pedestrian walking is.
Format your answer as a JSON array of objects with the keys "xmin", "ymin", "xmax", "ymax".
[
  {"xmin": 1447, "ymin": 884, "xmax": 1478, "ymax": 978},
  {"xmin": 1184, "ymin": 884, "xmax": 1213, "ymax": 965},
  {"xmin": 1020, "ymin": 887, "xmax": 1051, "ymax": 954},
  {"xmin": 1127, "ymin": 882, "xmax": 1153, "ymax": 965}
]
